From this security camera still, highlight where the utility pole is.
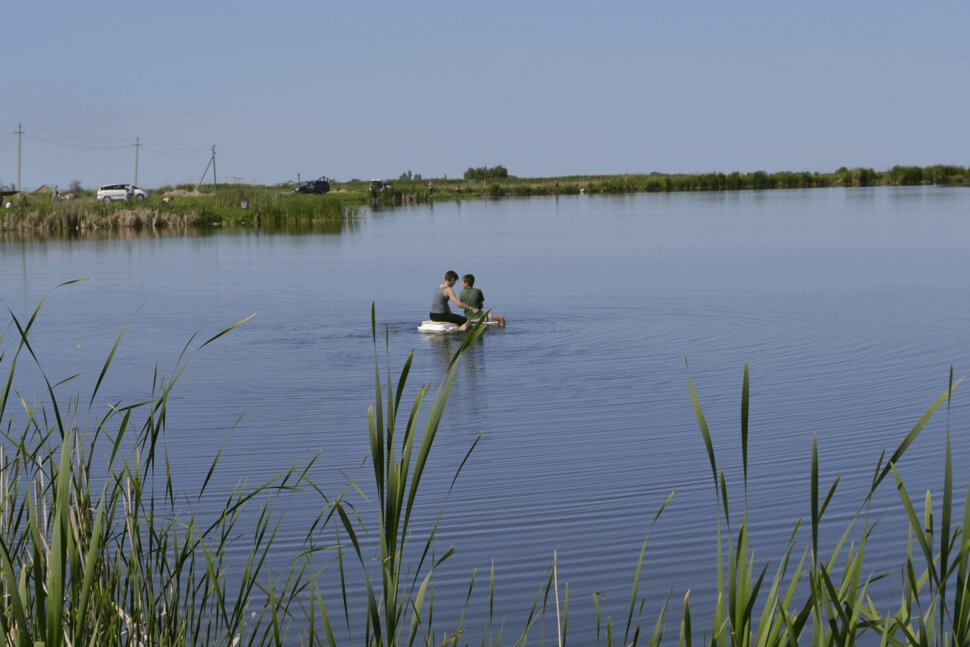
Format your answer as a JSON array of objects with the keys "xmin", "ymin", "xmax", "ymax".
[
  {"xmin": 16, "ymin": 123, "xmax": 23, "ymax": 192},
  {"xmin": 197, "ymin": 145, "xmax": 218, "ymax": 190},
  {"xmin": 134, "ymin": 137, "xmax": 140, "ymax": 186}
]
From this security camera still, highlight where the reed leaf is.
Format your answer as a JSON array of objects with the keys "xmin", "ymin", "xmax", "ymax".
[
  {"xmin": 892, "ymin": 466, "xmax": 939, "ymax": 592},
  {"xmin": 623, "ymin": 489, "xmax": 674, "ymax": 645},
  {"xmin": 687, "ymin": 368, "xmax": 718, "ymax": 496},
  {"xmin": 0, "ymin": 538, "xmax": 30, "ymax": 647},
  {"xmin": 939, "ymin": 368, "xmax": 955, "ymax": 636},
  {"xmin": 741, "ymin": 361, "xmax": 749, "ymax": 494},
  {"xmin": 719, "ymin": 469, "xmax": 730, "ymax": 527},
  {"xmin": 649, "ymin": 593, "xmax": 670, "ymax": 647},
  {"xmin": 89, "ymin": 320, "xmax": 129, "ymax": 409},
  {"xmin": 199, "ymin": 311, "xmax": 258, "ymax": 349},
  {"xmin": 812, "ymin": 435, "xmax": 820, "ymax": 563},
  {"xmin": 867, "ymin": 378, "xmax": 964, "ymax": 502},
  {"xmin": 45, "ymin": 426, "xmax": 75, "ymax": 647}
]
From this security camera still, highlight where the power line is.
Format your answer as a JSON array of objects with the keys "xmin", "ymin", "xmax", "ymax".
[
  {"xmin": 25, "ymin": 132, "xmax": 131, "ymax": 151},
  {"xmin": 27, "ymin": 126, "xmax": 135, "ymax": 147},
  {"xmin": 11, "ymin": 124, "xmax": 218, "ymax": 187},
  {"xmin": 139, "ymin": 142, "xmax": 205, "ymax": 158},
  {"xmin": 138, "ymin": 138, "xmax": 209, "ymax": 154},
  {"xmin": 22, "ymin": 130, "xmax": 209, "ymax": 155}
]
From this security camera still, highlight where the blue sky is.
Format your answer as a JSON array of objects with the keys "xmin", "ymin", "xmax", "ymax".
[{"xmin": 3, "ymin": 0, "xmax": 969, "ymax": 189}]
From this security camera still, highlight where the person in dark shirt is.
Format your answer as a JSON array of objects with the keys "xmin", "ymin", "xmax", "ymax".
[{"xmin": 460, "ymin": 274, "xmax": 506, "ymax": 328}]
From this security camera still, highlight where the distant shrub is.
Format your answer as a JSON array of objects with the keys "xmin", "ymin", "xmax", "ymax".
[
  {"xmin": 851, "ymin": 167, "xmax": 877, "ymax": 187},
  {"xmin": 887, "ymin": 165, "xmax": 926, "ymax": 186},
  {"xmin": 464, "ymin": 165, "xmax": 509, "ymax": 180}
]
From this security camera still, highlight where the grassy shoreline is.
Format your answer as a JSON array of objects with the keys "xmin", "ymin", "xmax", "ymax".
[
  {"xmin": 372, "ymin": 164, "xmax": 970, "ymax": 205},
  {"xmin": 0, "ymin": 184, "xmax": 363, "ymax": 235},
  {"xmin": 2, "ymin": 164, "xmax": 968, "ymax": 235}
]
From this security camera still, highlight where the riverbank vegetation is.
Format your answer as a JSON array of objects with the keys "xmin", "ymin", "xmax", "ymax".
[
  {"xmin": 2, "ymin": 165, "xmax": 968, "ymax": 233},
  {"xmin": 0, "ymin": 183, "xmax": 361, "ymax": 235},
  {"xmin": 368, "ymin": 164, "xmax": 970, "ymax": 206},
  {"xmin": 1, "ymin": 291, "xmax": 968, "ymax": 645}
]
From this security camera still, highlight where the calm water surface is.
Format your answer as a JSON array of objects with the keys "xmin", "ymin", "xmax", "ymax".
[{"xmin": 2, "ymin": 187, "xmax": 970, "ymax": 640}]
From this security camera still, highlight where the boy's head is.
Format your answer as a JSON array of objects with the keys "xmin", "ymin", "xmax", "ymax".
[
  {"xmin": 462, "ymin": 273, "xmax": 475, "ymax": 288},
  {"xmin": 444, "ymin": 270, "xmax": 459, "ymax": 283}
]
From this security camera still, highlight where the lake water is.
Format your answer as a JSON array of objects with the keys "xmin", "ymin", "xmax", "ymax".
[{"xmin": 3, "ymin": 186, "xmax": 970, "ymax": 641}]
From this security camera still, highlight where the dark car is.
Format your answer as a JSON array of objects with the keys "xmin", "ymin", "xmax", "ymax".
[{"xmin": 291, "ymin": 177, "xmax": 330, "ymax": 194}]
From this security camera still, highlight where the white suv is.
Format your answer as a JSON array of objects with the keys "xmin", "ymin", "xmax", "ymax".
[{"xmin": 97, "ymin": 184, "xmax": 150, "ymax": 202}]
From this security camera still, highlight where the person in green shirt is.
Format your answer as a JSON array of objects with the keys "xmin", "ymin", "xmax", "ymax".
[{"xmin": 460, "ymin": 274, "xmax": 506, "ymax": 328}]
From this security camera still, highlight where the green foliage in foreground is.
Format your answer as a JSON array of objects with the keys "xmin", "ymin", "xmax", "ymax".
[
  {"xmin": 684, "ymin": 364, "xmax": 968, "ymax": 646},
  {"xmin": 1, "ymin": 288, "xmax": 969, "ymax": 645}
]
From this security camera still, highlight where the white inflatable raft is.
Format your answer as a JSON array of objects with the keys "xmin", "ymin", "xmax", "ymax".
[{"xmin": 417, "ymin": 318, "xmax": 500, "ymax": 333}]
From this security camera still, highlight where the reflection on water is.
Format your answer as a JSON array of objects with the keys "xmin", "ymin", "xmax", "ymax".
[
  {"xmin": 0, "ymin": 218, "xmax": 356, "ymax": 243},
  {"xmin": 416, "ymin": 328, "xmax": 495, "ymax": 380}
]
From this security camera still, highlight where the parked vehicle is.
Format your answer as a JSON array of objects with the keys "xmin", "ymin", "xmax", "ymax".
[
  {"xmin": 97, "ymin": 184, "xmax": 149, "ymax": 202},
  {"xmin": 369, "ymin": 179, "xmax": 392, "ymax": 191},
  {"xmin": 291, "ymin": 177, "xmax": 330, "ymax": 194}
]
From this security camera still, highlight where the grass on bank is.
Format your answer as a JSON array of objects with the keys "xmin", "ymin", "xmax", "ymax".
[
  {"xmin": 1, "ymin": 287, "xmax": 969, "ymax": 645},
  {"xmin": 3, "ymin": 163, "xmax": 969, "ymax": 233},
  {"xmin": 0, "ymin": 184, "xmax": 360, "ymax": 234},
  {"xmin": 362, "ymin": 164, "xmax": 970, "ymax": 206}
]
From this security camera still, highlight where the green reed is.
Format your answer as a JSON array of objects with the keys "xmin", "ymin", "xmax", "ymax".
[
  {"xmin": 683, "ymin": 362, "xmax": 966, "ymax": 646},
  {"xmin": 0, "ymin": 282, "xmax": 313, "ymax": 646},
  {"xmin": 369, "ymin": 164, "xmax": 970, "ymax": 205},
  {"xmin": 308, "ymin": 306, "xmax": 489, "ymax": 646},
  {"xmin": 0, "ymin": 186, "xmax": 360, "ymax": 235}
]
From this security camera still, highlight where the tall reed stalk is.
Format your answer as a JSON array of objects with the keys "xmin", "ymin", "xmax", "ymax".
[
  {"xmin": 683, "ymin": 361, "xmax": 965, "ymax": 646},
  {"xmin": 0, "ymin": 283, "xmax": 311, "ymax": 645},
  {"xmin": 311, "ymin": 306, "xmax": 487, "ymax": 646}
]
